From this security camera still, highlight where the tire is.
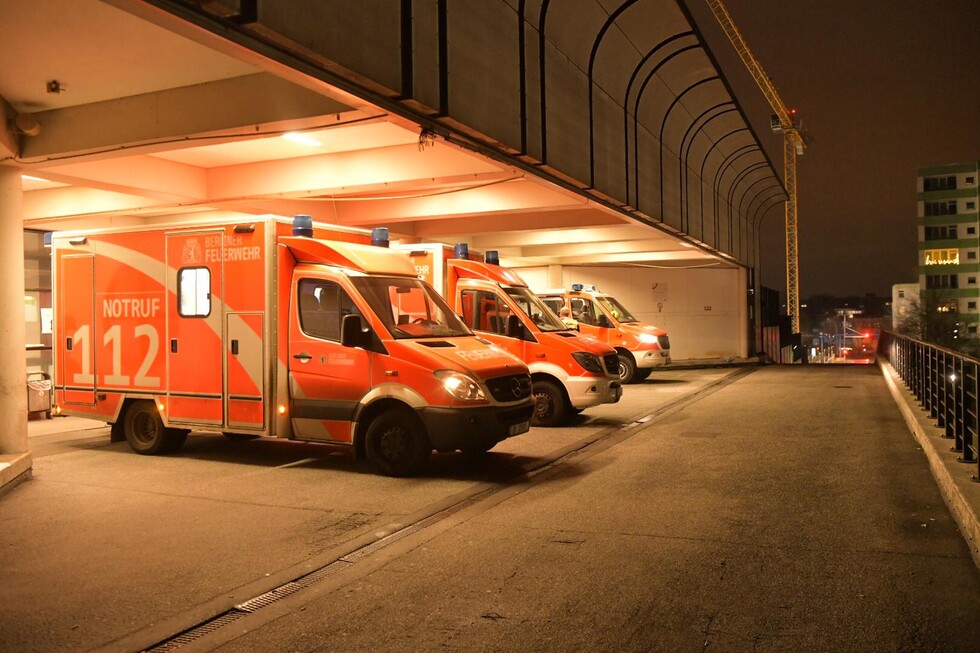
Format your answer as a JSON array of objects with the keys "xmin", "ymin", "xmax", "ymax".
[
  {"xmin": 633, "ymin": 368, "xmax": 653, "ymax": 382},
  {"xmin": 617, "ymin": 352, "xmax": 638, "ymax": 384},
  {"xmin": 123, "ymin": 400, "xmax": 186, "ymax": 455},
  {"xmin": 532, "ymin": 380, "xmax": 568, "ymax": 427},
  {"xmin": 365, "ymin": 409, "xmax": 432, "ymax": 477}
]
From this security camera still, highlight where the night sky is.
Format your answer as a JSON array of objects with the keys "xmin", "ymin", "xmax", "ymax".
[{"xmin": 683, "ymin": 0, "xmax": 980, "ymax": 299}]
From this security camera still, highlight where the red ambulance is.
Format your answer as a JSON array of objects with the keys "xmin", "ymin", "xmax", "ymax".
[
  {"xmin": 538, "ymin": 284, "xmax": 671, "ymax": 384},
  {"xmin": 51, "ymin": 216, "xmax": 534, "ymax": 476},
  {"xmin": 394, "ymin": 243, "xmax": 622, "ymax": 426}
]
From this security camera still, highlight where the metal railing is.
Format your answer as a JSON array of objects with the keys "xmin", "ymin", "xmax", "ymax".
[{"xmin": 878, "ymin": 331, "xmax": 979, "ymax": 479}]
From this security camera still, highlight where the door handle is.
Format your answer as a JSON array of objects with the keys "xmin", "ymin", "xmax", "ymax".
[{"xmin": 293, "ymin": 351, "xmax": 312, "ymax": 362}]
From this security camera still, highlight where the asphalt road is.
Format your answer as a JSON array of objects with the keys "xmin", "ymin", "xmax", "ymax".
[{"xmin": 2, "ymin": 365, "xmax": 979, "ymax": 652}]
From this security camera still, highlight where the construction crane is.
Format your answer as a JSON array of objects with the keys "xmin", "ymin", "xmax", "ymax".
[{"xmin": 706, "ymin": 0, "xmax": 806, "ymax": 334}]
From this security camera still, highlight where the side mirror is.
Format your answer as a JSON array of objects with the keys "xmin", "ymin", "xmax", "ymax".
[
  {"xmin": 341, "ymin": 314, "xmax": 370, "ymax": 348},
  {"xmin": 597, "ymin": 314, "xmax": 613, "ymax": 328}
]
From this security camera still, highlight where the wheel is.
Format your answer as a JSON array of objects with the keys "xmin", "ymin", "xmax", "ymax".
[
  {"xmin": 223, "ymin": 432, "xmax": 260, "ymax": 441},
  {"xmin": 617, "ymin": 352, "xmax": 638, "ymax": 384},
  {"xmin": 123, "ymin": 400, "xmax": 186, "ymax": 455},
  {"xmin": 633, "ymin": 368, "xmax": 653, "ymax": 382},
  {"xmin": 532, "ymin": 380, "xmax": 568, "ymax": 427},
  {"xmin": 365, "ymin": 409, "xmax": 432, "ymax": 477}
]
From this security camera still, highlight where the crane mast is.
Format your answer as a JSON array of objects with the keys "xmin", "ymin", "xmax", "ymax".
[{"xmin": 706, "ymin": 0, "xmax": 805, "ymax": 334}]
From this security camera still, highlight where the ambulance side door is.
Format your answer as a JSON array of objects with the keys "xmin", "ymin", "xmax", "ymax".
[
  {"xmin": 569, "ymin": 296, "xmax": 609, "ymax": 344},
  {"xmin": 166, "ymin": 230, "xmax": 224, "ymax": 426},
  {"xmin": 458, "ymin": 288, "xmax": 525, "ymax": 361},
  {"xmin": 288, "ymin": 275, "xmax": 371, "ymax": 443}
]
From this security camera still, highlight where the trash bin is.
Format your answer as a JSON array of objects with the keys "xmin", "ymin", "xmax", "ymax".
[{"xmin": 27, "ymin": 371, "xmax": 52, "ymax": 419}]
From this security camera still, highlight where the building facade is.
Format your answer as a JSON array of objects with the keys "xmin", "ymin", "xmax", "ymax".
[
  {"xmin": 918, "ymin": 161, "xmax": 980, "ymax": 336},
  {"xmin": 891, "ymin": 282, "xmax": 920, "ymax": 331}
]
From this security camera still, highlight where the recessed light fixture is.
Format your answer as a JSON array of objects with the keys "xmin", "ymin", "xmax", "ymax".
[{"xmin": 281, "ymin": 132, "xmax": 321, "ymax": 147}]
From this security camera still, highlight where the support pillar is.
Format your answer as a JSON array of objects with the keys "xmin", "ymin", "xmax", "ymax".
[
  {"xmin": 547, "ymin": 264, "xmax": 563, "ymax": 289},
  {"xmin": 0, "ymin": 166, "xmax": 31, "ymax": 494}
]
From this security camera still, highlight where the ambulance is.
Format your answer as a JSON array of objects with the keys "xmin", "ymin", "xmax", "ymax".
[
  {"xmin": 538, "ymin": 284, "xmax": 671, "ymax": 384},
  {"xmin": 393, "ymin": 243, "xmax": 622, "ymax": 427},
  {"xmin": 51, "ymin": 215, "xmax": 534, "ymax": 476}
]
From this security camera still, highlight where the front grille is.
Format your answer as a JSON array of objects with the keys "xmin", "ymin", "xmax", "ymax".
[
  {"xmin": 603, "ymin": 353, "xmax": 620, "ymax": 375},
  {"xmin": 486, "ymin": 373, "xmax": 532, "ymax": 402},
  {"xmin": 660, "ymin": 335, "xmax": 670, "ymax": 350}
]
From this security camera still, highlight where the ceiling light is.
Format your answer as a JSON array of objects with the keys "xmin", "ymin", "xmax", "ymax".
[
  {"xmin": 21, "ymin": 175, "xmax": 47, "ymax": 182},
  {"xmin": 281, "ymin": 132, "xmax": 322, "ymax": 147}
]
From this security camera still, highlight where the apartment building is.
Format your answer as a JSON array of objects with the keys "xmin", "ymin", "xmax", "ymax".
[{"xmin": 918, "ymin": 161, "xmax": 980, "ymax": 335}]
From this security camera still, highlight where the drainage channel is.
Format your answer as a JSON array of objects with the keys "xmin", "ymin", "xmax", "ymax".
[
  {"xmin": 142, "ymin": 486, "xmax": 497, "ymax": 652},
  {"xmin": 141, "ymin": 366, "xmax": 755, "ymax": 652}
]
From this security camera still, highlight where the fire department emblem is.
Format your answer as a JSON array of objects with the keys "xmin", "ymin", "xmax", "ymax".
[{"xmin": 181, "ymin": 239, "xmax": 203, "ymax": 265}]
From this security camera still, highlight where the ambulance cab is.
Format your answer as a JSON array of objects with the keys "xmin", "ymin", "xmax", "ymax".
[
  {"xmin": 395, "ymin": 243, "xmax": 622, "ymax": 426},
  {"xmin": 538, "ymin": 284, "xmax": 671, "ymax": 384}
]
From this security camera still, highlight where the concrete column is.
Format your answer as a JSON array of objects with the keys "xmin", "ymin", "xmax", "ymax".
[
  {"xmin": 0, "ymin": 166, "xmax": 31, "ymax": 492},
  {"xmin": 737, "ymin": 266, "xmax": 749, "ymax": 358},
  {"xmin": 547, "ymin": 265, "xmax": 563, "ymax": 289}
]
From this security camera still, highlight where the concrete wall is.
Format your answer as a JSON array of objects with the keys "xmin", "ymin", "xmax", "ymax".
[{"xmin": 516, "ymin": 264, "xmax": 747, "ymax": 360}]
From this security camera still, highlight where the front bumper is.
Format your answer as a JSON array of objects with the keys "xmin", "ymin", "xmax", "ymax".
[
  {"xmin": 634, "ymin": 348, "xmax": 671, "ymax": 369},
  {"xmin": 565, "ymin": 375, "xmax": 623, "ymax": 409},
  {"xmin": 418, "ymin": 400, "xmax": 535, "ymax": 451}
]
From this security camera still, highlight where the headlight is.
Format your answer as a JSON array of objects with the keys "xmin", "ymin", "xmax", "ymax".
[
  {"xmin": 435, "ymin": 370, "xmax": 486, "ymax": 401},
  {"xmin": 571, "ymin": 351, "xmax": 604, "ymax": 374},
  {"xmin": 638, "ymin": 333, "xmax": 659, "ymax": 345}
]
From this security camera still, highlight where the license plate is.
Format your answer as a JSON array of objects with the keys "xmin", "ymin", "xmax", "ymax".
[{"xmin": 509, "ymin": 420, "xmax": 530, "ymax": 436}]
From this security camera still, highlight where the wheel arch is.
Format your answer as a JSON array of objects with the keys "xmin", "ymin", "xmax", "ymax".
[
  {"xmin": 352, "ymin": 397, "xmax": 419, "ymax": 460},
  {"xmin": 530, "ymin": 371, "xmax": 571, "ymax": 405},
  {"xmin": 109, "ymin": 394, "xmax": 159, "ymax": 442}
]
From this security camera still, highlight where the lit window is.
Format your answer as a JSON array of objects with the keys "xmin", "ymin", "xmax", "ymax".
[
  {"xmin": 178, "ymin": 267, "xmax": 210, "ymax": 317},
  {"xmin": 923, "ymin": 248, "xmax": 959, "ymax": 265}
]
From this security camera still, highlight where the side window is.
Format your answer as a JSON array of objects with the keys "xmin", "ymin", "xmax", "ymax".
[
  {"xmin": 461, "ymin": 289, "xmax": 509, "ymax": 335},
  {"xmin": 299, "ymin": 279, "xmax": 356, "ymax": 341},
  {"xmin": 571, "ymin": 298, "xmax": 600, "ymax": 326},
  {"xmin": 178, "ymin": 267, "xmax": 211, "ymax": 317}
]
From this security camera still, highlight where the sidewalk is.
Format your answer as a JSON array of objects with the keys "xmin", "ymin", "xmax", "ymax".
[{"xmin": 880, "ymin": 360, "xmax": 980, "ymax": 567}]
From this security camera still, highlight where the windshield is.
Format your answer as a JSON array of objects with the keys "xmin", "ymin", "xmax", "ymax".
[
  {"xmin": 596, "ymin": 295, "xmax": 638, "ymax": 323},
  {"xmin": 350, "ymin": 276, "xmax": 472, "ymax": 339},
  {"xmin": 503, "ymin": 287, "xmax": 569, "ymax": 332}
]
